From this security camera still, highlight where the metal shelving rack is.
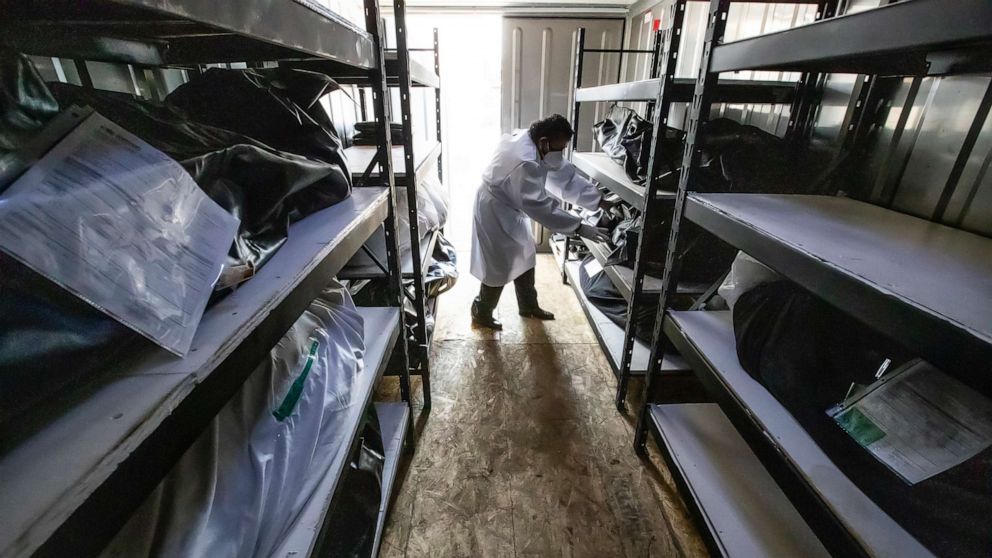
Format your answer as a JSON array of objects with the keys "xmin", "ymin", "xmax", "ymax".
[
  {"xmin": 635, "ymin": 0, "xmax": 992, "ymax": 555},
  {"xmin": 336, "ymin": 10, "xmax": 443, "ymax": 409},
  {"xmin": 561, "ymin": 0, "xmax": 822, "ymax": 412},
  {"xmin": 0, "ymin": 1, "xmax": 413, "ymax": 557}
]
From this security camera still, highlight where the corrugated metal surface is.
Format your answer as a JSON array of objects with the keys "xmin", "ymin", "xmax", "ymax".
[
  {"xmin": 623, "ymin": 1, "xmax": 815, "ymax": 135},
  {"xmin": 500, "ymin": 17, "xmax": 625, "ymax": 151},
  {"xmin": 811, "ymin": 0, "xmax": 992, "ymax": 236},
  {"xmin": 852, "ymin": 73, "xmax": 992, "ymax": 235},
  {"xmin": 621, "ymin": 0, "xmax": 992, "ymax": 238}
]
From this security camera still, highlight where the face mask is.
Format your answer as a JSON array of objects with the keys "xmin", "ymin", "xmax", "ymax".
[{"xmin": 542, "ymin": 150, "xmax": 564, "ymax": 170}]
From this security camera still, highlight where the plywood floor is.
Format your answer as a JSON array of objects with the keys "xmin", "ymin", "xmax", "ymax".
[{"xmin": 377, "ymin": 253, "xmax": 707, "ymax": 558}]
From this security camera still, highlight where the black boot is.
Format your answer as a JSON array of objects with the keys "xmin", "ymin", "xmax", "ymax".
[
  {"xmin": 471, "ymin": 297, "xmax": 503, "ymax": 330},
  {"xmin": 519, "ymin": 306, "xmax": 555, "ymax": 320}
]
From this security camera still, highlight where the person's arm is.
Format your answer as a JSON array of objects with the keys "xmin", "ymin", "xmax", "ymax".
[
  {"xmin": 507, "ymin": 163, "xmax": 611, "ymax": 243},
  {"xmin": 509, "ymin": 162, "xmax": 582, "ymax": 233},
  {"xmin": 545, "ymin": 162, "xmax": 601, "ymax": 211}
]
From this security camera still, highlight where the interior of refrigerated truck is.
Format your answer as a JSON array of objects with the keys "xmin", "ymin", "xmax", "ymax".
[
  {"xmin": 4, "ymin": 0, "xmax": 991, "ymax": 557},
  {"xmin": 369, "ymin": 11, "xmax": 708, "ymax": 556}
]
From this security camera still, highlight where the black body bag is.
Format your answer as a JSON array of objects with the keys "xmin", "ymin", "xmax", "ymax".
[
  {"xmin": 0, "ymin": 51, "xmax": 354, "ymax": 438},
  {"xmin": 323, "ymin": 403, "xmax": 385, "ymax": 557},
  {"xmin": 733, "ymin": 281, "xmax": 992, "ymax": 557},
  {"xmin": 578, "ymin": 255, "xmax": 658, "ymax": 342},
  {"xmin": 593, "ymin": 105, "xmax": 683, "ymax": 184}
]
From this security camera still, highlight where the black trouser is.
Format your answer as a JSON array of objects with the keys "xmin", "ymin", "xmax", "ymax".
[{"xmin": 477, "ymin": 267, "xmax": 538, "ymax": 312}]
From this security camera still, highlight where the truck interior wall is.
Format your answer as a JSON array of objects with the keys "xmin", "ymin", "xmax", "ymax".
[
  {"xmin": 620, "ymin": 0, "xmax": 992, "ymax": 238},
  {"xmin": 501, "ymin": 17, "xmax": 625, "ymax": 152},
  {"xmin": 620, "ymin": 0, "xmax": 814, "ymax": 134}
]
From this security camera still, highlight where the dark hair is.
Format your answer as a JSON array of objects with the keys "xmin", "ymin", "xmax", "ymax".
[{"xmin": 528, "ymin": 114, "xmax": 573, "ymax": 143}]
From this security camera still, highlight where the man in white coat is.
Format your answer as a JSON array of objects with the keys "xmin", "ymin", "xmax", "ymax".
[{"xmin": 470, "ymin": 114, "xmax": 610, "ymax": 330}]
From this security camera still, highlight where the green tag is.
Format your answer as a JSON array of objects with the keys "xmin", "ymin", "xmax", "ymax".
[
  {"xmin": 835, "ymin": 407, "xmax": 886, "ymax": 447},
  {"xmin": 273, "ymin": 339, "xmax": 320, "ymax": 422}
]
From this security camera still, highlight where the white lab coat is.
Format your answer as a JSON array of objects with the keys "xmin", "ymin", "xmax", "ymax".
[{"xmin": 471, "ymin": 130, "xmax": 601, "ymax": 286}]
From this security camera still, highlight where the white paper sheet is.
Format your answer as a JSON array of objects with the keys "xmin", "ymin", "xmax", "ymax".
[
  {"xmin": 828, "ymin": 360, "xmax": 992, "ymax": 485},
  {"xmin": 0, "ymin": 112, "xmax": 239, "ymax": 356}
]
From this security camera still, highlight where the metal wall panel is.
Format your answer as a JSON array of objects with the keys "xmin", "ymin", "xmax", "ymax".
[
  {"xmin": 948, "ymin": 102, "xmax": 992, "ymax": 235},
  {"xmin": 623, "ymin": 1, "xmax": 814, "ymax": 136},
  {"xmin": 500, "ymin": 17, "xmax": 625, "ymax": 152},
  {"xmin": 808, "ymin": 0, "xmax": 992, "ymax": 237},
  {"xmin": 890, "ymin": 76, "xmax": 991, "ymax": 218}
]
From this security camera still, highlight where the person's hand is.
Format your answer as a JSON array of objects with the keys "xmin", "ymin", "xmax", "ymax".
[
  {"xmin": 576, "ymin": 224, "xmax": 610, "ymax": 244},
  {"xmin": 598, "ymin": 194, "xmax": 620, "ymax": 212}
]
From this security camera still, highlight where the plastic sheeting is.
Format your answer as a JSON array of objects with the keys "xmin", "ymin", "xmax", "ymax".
[
  {"xmin": 0, "ymin": 46, "xmax": 58, "ymax": 156},
  {"xmin": 593, "ymin": 105, "xmax": 683, "ymax": 184},
  {"xmin": 0, "ymin": 50, "xmax": 357, "ymax": 435},
  {"xmin": 46, "ymin": 76, "xmax": 351, "ymax": 275},
  {"xmin": 351, "ymin": 121, "xmax": 403, "ymax": 146},
  {"xmin": 394, "ymin": 172, "xmax": 448, "ymax": 253},
  {"xmin": 166, "ymin": 67, "xmax": 352, "ymax": 194},
  {"xmin": 716, "ymin": 251, "xmax": 780, "ymax": 310},
  {"xmin": 578, "ymin": 255, "xmax": 658, "ymax": 343},
  {"xmin": 0, "ymin": 111, "xmax": 239, "ymax": 356},
  {"xmin": 101, "ymin": 282, "xmax": 378, "ymax": 558},
  {"xmin": 733, "ymin": 281, "xmax": 992, "ymax": 557},
  {"xmin": 425, "ymin": 233, "xmax": 458, "ymax": 298}
]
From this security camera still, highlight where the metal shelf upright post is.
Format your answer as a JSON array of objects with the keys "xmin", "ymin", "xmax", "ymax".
[
  {"xmin": 613, "ymin": 0, "xmax": 689, "ymax": 412},
  {"xmin": 333, "ymin": 16, "xmax": 443, "ymax": 409},
  {"xmin": 392, "ymin": 0, "xmax": 431, "ymax": 409},
  {"xmin": 364, "ymin": 0, "xmax": 414, "ymax": 410}
]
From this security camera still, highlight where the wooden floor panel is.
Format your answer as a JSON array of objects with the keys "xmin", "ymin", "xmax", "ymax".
[{"xmin": 377, "ymin": 254, "xmax": 706, "ymax": 558}]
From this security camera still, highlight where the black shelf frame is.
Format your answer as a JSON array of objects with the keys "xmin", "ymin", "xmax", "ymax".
[
  {"xmin": 0, "ymin": 0, "xmax": 376, "ymax": 70},
  {"xmin": 710, "ymin": 0, "xmax": 992, "ymax": 76},
  {"xmin": 0, "ymin": 1, "xmax": 414, "ymax": 557},
  {"xmin": 562, "ymin": 0, "xmax": 825, "ymax": 413},
  {"xmin": 389, "ymin": 1, "xmax": 442, "ymax": 409},
  {"xmin": 634, "ymin": 0, "xmax": 992, "ymax": 556},
  {"xmin": 334, "ymin": 4, "xmax": 443, "ymax": 409}
]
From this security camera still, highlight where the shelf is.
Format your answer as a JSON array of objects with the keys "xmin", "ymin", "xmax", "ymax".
[
  {"xmin": 575, "ymin": 77, "xmax": 796, "ymax": 104},
  {"xmin": 0, "ymin": 187, "xmax": 389, "ymax": 558},
  {"xmin": 571, "ymin": 152, "xmax": 675, "ymax": 208},
  {"xmin": 664, "ymin": 310, "xmax": 933, "ymax": 557},
  {"xmin": 271, "ymin": 306, "xmax": 401, "ymax": 558},
  {"xmin": 345, "ymin": 141, "xmax": 441, "ymax": 187},
  {"xmin": 686, "ymin": 193, "xmax": 992, "ymax": 378},
  {"xmin": 370, "ymin": 401, "xmax": 411, "ymax": 557},
  {"xmin": 340, "ymin": 227, "xmax": 438, "ymax": 280},
  {"xmin": 295, "ymin": 50, "xmax": 440, "ymax": 88},
  {"xmin": 0, "ymin": 0, "xmax": 375, "ymax": 69},
  {"xmin": 580, "ymin": 236, "xmax": 710, "ymax": 303},
  {"xmin": 580, "ymin": 237, "xmax": 665, "ymax": 300},
  {"xmin": 562, "ymin": 256, "xmax": 688, "ymax": 378},
  {"xmin": 647, "ymin": 403, "xmax": 829, "ymax": 558},
  {"xmin": 710, "ymin": 0, "xmax": 992, "ymax": 75}
]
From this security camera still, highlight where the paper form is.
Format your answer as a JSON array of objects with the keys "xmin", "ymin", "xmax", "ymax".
[
  {"xmin": 828, "ymin": 359, "xmax": 992, "ymax": 485},
  {"xmin": 0, "ymin": 112, "xmax": 239, "ymax": 356}
]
